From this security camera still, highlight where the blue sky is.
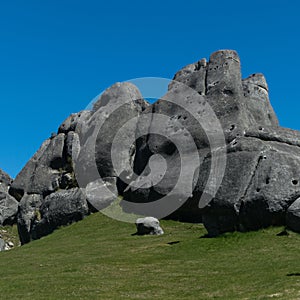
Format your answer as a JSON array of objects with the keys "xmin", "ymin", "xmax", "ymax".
[{"xmin": 0, "ymin": 0, "xmax": 299, "ymax": 178}]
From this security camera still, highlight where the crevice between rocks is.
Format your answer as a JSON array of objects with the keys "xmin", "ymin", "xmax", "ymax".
[
  {"xmin": 244, "ymin": 133, "xmax": 300, "ymax": 148},
  {"xmin": 237, "ymin": 154, "xmax": 263, "ymax": 212}
]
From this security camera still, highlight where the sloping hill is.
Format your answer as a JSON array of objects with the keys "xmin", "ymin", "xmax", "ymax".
[{"xmin": 0, "ymin": 213, "xmax": 300, "ymax": 299}]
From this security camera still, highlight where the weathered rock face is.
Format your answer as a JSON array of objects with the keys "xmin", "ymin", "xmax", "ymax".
[
  {"xmin": 10, "ymin": 82, "xmax": 148, "ymax": 244},
  {"xmin": 75, "ymin": 82, "xmax": 149, "ymax": 187},
  {"xmin": 123, "ymin": 50, "xmax": 300, "ymax": 236},
  {"xmin": 0, "ymin": 169, "xmax": 12, "ymax": 187},
  {"xmin": 5, "ymin": 49, "xmax": 300, "ymax": 242},
  {"xmin": 286, "ymin": 198, "xmax": 300, "ymax": 233},
  {"xmin": 0, "ymin": 169, "xmax": 18, "ymax": 226},
  {"xmin": 31, "ymin": 188, "xmax": 89, "ymax": 241}
]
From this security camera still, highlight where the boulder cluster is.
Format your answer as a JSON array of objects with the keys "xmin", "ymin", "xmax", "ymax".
[{"xmin": 2, "ymin": 49, "xmax": 300, "ymax": 243}]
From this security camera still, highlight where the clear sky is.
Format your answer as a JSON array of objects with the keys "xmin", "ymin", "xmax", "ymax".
[{"xmin": 0, "ymin": 0, "xmax": 299, "ymax": 178}]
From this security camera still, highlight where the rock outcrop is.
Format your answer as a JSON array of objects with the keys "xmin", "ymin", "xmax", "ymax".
[
  {"xmin": 0, "ymin": 169, "xmax": 18, "ymax": 226},
  {"xmin": 4, "ymin": 49, "xmax": 300, "ymax": 242},
  {"xmin": 123, "ymin": 50, "xmax": 300, "ymax": 236},
  {"xmin": 10, "ymin": 82, "xmax": 148, "ymax": 244}
]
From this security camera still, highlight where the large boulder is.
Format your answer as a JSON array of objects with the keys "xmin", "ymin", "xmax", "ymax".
[
  {"xmin": 0, "ymin": 190, "xmax": 18, "ymax": 226},
  {"xmin": 31, "ymin": 188, "xmax": 89, "ymax": 240},
  {"xmin": 135, "ymin": 217, "xmax": 164, "ymax": 235},
  {"xmin": 17, "ymin": 189, "xmax": 89, "ymax": 244},
  {"xmin": 74, "ymin": 82, "xmax": 149, "ymax": 187},
  {"xmin": 9, "ymin": 135, "xmax": 66, "ymax": 200},
  {"xmin": 286, "ymin": 198, "xmax": 300, "ymax": 233},
  {"xmin": 123, "ymin": 50, "xmax": 300, "ymax": 236},
  {"xmin": 13, "ymin": 82, "xmax": 149, "ymax": 244},
  {"xmin": 17, "ymin": 194, "xmax": 43, "ymax": 244}
]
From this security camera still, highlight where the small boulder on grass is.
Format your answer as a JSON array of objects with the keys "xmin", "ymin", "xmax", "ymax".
[
  {"xmin": 135, "ymin": 217, "xmax": 164, "ymax": 235},
  {"xmin": 286, "ymin": 198, "xmax": 300, "ymax": 232}
]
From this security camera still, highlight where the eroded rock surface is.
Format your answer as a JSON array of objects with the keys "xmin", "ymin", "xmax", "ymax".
[
  {"xmin": 0, "ymin": 169, "xmax": 17, "ymax": 226},
  {"xmin": 5, "ymin": 49, "xmax": 300, "ymax": 242},
  {"xmin": 123, "ymin": 50, "xmax": 300, "ymax": 236},
  {"xmin": 11, "ymin": 82, "xmax": 148, "ymax": 244}
]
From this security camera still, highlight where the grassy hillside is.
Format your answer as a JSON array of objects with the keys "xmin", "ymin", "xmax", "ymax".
[{"xmin": 0, "ymin": 213, "xmax": 300, "ymax": 299}]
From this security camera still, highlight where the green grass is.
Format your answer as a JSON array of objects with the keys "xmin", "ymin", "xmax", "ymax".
[{"xmin": 0, "ymin": 213, "xmax": 300, "ymax": 299}]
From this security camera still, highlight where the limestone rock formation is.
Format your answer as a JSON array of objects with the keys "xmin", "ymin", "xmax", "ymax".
[
  {"xmin": 124, "ymin": 50, "xmax": 300, "ymax": 236},
  {"xmin": 5, "ymin": 49, "xmax": 300, "ymax": 243},
  {"xmin": 10, "ymin": 82, "xmax": 148, "ymax": 244}
]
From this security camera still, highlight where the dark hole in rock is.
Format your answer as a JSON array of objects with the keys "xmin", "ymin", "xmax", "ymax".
[
  {"xmin": 259, "ymin": 126, "xmax": 263, "ymax": 131},
  {"xmin": 266, "ymin": 177, "xmax": 270, "ymax": 185},
  {"xmin": 222, "ymin": 89, "xmax": 234, "ymax": 96},
  {"xmin": 50, "ymin": 158, "xmax": 64, "ymax": 170},
  {"xmin": 162, "ymin": 141, "xmax": 177, "ymax": 155},
  {"xmin": 292, "ymin": 180, "xmax": 298, "ymax": 185},
  {"xmin": 256, "ymin": 188, "xmax": 261, "ymax": 192},
  {"xmin": 229, "ymin": 124, "xmax": 235, "ymax": 131}
]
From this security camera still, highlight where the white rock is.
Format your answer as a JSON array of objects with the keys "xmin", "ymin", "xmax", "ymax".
[{"xmin": 135, "ymin": 217, "xmax": 164, "ymax": 235}]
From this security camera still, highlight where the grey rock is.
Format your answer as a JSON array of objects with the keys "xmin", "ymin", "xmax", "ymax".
[
  {"xmin": 135, "ymin": 217, "xmax": 164, "ymax": 235},
  {"xmin": 31, "ymin": 188, "xmax": 89, "ymax": 240},
  {"xmin": 125, "ymin": 49, "xmax": 300, "ymax": 236},
  {"xmin": 238, "ymin": 141, "xmax": 300, "ymax": 231},
  {"xmin": 0, "ymin": 169, "xmax": 17, "ymax": 225},
  {"xmin": 10, "ymin": 49, "xmax": 300, "ymax": 242},
  {"xmin": 199, "ymin": 137, "xmax": 300, "ymax": 236},
  {"xmin": 0, "ymin": 238, "xmax": 5, "ymax": 251},
  {"xmin": 17, "ymin": 194, "xmax": 43, "ymax": 245},
  {"xmin": 0, "ymin": 169, "xmax": 12, "ymax": 186},
  {"xmin": 286, "ymin": 198, "xmax": 300, "ymax": 232},
  {"xmin": 0, "ymin": 190, "xmax": 18, "ymax": 225},
  {"xmin": 170, "ymin": 59, "xmax": 207, "ymax": 95},
  {"xmin": 65, "ymin": 131, "xmax": 80, "ymax": 162},
  {"xmin": 9, "ymin": 134, "xmax": 65, "ymax": 200},
  {"xmin": 75, "ymin": 82, "xmax": 149, "ymax": 187},
  {"xmin": 58, "ymin": 110, "xmax": 92, "ymax": 134},
  {"xmin": 206, "ymin": 50, "xmax": 242, "ymax": 97},
  {"xmin": 86, "ymin": 178, "xmax": 118, "ymax": 211},
  {"xmin": 242, "ymin": 74, "xmax": 278, "ymax": 126}
]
